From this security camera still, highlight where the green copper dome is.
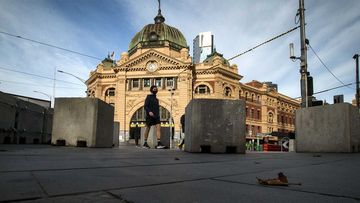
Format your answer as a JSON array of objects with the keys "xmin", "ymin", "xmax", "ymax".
[
  {"xmin": 204, "ymin": 51, "xmax": 230, "ymax": 66},
  {"xmin": 128, "ymin": 23, "xmax": 188, "ymax": 54},
  {"xmin": 128, "ymin": 8, "xmax": 187, "ymax": 54}
]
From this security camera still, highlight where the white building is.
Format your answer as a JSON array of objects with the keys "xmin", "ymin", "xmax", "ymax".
[{"xmin": 193, "ymin": 31, "xmax": 214, "ymax": 64}]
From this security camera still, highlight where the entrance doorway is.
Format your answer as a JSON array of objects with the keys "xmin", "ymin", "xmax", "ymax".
[{"xmin": 129, "ymin": 106, "xmax": 173, "ymax": 141}]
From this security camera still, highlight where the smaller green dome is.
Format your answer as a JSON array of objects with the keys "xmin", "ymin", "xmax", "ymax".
[{"xmin": 203, "ymin": 51, "xmax": 230, "ymax": 66}]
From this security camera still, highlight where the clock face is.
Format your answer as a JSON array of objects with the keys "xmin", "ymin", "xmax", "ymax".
[{"xmin": 146, "ymin": 61, "xmax": 158, "ymax": 72}]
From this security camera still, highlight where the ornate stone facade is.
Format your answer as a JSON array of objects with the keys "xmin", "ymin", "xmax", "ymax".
[{"xmin": 86, "ymin": 9, "xmax": 300, "ymax": 141}]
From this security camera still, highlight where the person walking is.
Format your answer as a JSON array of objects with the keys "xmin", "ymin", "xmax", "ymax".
[{"xmin": 143, "ymin": 85, "xmax": 165, "ymax": 149}]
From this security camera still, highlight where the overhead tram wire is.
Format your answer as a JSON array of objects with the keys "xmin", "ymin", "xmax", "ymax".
[
  {"xmin": 227, "ymin": 25, "xmax": 301, "ymax": 61},
  {"xmin": 0, "ymin": 65, "xmax": 83, "ymax": 86},
  {"xmin": 308, "ymin": 44, "xmax": 353, "ymax": 90},
  {"xmin": 0, "ymin": 79, "xmax": 84, "ymax": 89},
  {"xmin": 293, "ymin": 82, "xmax": 357, "ymax": 99},
  {"xmin": 0, "ymin": 30, "xmax": 102, "ymax": 61},
  {"xmin": 194, "ymin": 26, "xmax": 301, "ymax": 75}
]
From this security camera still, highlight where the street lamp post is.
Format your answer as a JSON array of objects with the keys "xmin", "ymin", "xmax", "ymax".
[
  {"xmin": 57, "ymin": 70, "xmax": 87, "ymax": 96},
  {"xmin": 33, "ymin": 91, "xmax": 52, "ymax": 108},
  {"xmin": 168, "ymin": 87, "xmax": 175, "ymax": 149}
]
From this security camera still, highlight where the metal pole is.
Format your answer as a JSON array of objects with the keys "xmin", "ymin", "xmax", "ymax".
[
  {"xmin": 53, "ymin": 67, "xmax": 56, "ymax": 108},
  {"xmin": 353, "ymin": 54, "xmax": 359, "ymax": 111},
  {"xmin": 57, "ymin": 70, "xmax": 87, "ymax": 96},
  {"xmin": 299, "ymin": 0, "xmax": 308, "ymax": 108},
  {"xmin": 169, "ymin": 88, "xmax": 174, "ymax": 149}
]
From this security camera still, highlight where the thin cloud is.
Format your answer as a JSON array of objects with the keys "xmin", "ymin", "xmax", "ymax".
[{"xmin": 0, "ymin": 0, "xmax": 358, "ymax": 104}]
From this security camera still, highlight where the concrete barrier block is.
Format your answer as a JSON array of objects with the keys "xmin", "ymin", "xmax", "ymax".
[
  {"xmin": 51, "ymin": 98, "xmax": 114, "ymax": 147},
  {"xmin": 140, "ymin": 127, "xmax": 157, "ymax": 148},
  {"xmin": 296, "ymin": 103, "xmax": 360, "ymax": 153},
  {"xmin": 160, "ymin": 127, "xmax": 170, "ymax": 148},
  {"xmin": 113, "ymin": 122, "xmax": 120, "ymax": 147},
  {"xmin": 184, "ymin": 99, "xmax": 246, "ymax": 153},
  {"xmin": 0, "ymin": 91, "xmax": 16, "ymax": 132},
  {"xmin": 17, "ymin": 100, "xmax": 44, "ymax": 137}
]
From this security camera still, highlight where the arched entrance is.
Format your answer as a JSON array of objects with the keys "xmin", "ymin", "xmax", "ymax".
[{"xmin": 129, "ymin": 106, "xmax": 173, "ymax": 141}]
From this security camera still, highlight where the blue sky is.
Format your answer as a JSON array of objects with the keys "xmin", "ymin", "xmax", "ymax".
[{"xmin": 0, "ymin": 0, "xmax": 359, "ymax": 105}]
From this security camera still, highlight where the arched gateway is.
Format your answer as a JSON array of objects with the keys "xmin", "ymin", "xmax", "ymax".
[{"xmin": 129, "ymin": 106, "xmax": 172, "ymax": 140}]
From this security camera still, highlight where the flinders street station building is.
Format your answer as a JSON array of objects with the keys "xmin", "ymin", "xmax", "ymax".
[{"xmin": 85, "ymin": 8, "xmax": 300, "ymax": 142}]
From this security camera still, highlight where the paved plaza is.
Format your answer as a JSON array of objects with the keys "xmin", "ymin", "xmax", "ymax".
[{"xmin": 0, "ymin": 144, "xmax": 359, "ymax": 203}]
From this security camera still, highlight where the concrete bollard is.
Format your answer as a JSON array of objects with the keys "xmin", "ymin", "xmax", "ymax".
[
  {"xmin": 296, "ymin": 103, "xmax": 360, "ymax": 153},
  {"xmin": 51, "ymin": 98, "xmax": 114, "ymax": 148},
  {"xmin": 140, "ymin": 127, "xmax": 157, "ymax": 148},
  {"xmin": 184, "ymin": 99, "xmax": 246, "ymax": 153}
]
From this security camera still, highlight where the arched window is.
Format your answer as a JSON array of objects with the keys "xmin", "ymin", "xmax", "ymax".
[
  {"xmin": 268, "ymin": 112, "xmax": 274, "ymax": 123},
  {"xmin": 131, "ymin": 106, "xmax": 170, "ymax": 122},
  {"xmin": 224, "ymin": 87, "xmax": 232, "ymax": 97},
  {"xmin": 251, "ymin": 94, "xmax": 254, "ymax": 102},
  {"xmin": 245, "ymin": 92, "xmax": 249, "ymax": 100},
  {"xmin": 195, "ymin": 84, "xmax": 211, "ymax": 94},
  {"xmin": 105, "ymin": 88, "xmax": 116, "ymax": 96}
]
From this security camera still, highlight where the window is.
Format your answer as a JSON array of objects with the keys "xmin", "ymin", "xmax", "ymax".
[
  {"xmin": 149, "ymin": 32, "xmax": 158, "ymax": 41},
  {"xmin": 250, "ymin": 109, "xmax": 254, "ymax": 119},
  {"xmin": 268, "ymin": 112, "xmax": 273, "ymax": 123},
  {"xmin": 166, "ymin": 78, "xmax": 174, "ymax": 88},
  {"xmin": 224, "ymin": 87, "xmax": 232, "ymax": 97},
  {"xmin": 88, "ymin": 91, "xmax": 95, "ymax": 97},
  {"xmin": 135, "ymin": 107, "xmax": 145, "ymax": 120},
  {"xmin": 160, "ymin": 106, "xmax": 170, "ymax": 120},
  {"xmin": 105, "ymin": 88, "xmax": 115, "ymax": 96},
  {"xmin": 132, "ymin": 79, "xmax": 139, "ymax": 88},
  {"xmin": 195, "ymin": 84, "xmax": 210, "ymax": 94},
  {"xmin": 251, "ymin": 94, "xmax": 254, "ymax": 102},
  {"xmin": 143, "ymin": 78, "xmax": 151, "ymax": 88},
  {"xmin": 131, "ymin": 106, "xmax": 170, "ymax": 122},
  {"xmin": 155, "ymin": 78, "xmax": 162, "ymax": 87},
  {"xmin": 257, "ymin": 109, "xmax": 261, "ymax": 120}
]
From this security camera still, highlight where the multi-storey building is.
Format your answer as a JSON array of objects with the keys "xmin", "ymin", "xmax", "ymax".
[
  {"xmin": 86, "ymin": 7, "xmax": 300, "ymax": 141},
  {"xmin": 193, "ymin": 32, "xmax": 214, "ymax": 64}
]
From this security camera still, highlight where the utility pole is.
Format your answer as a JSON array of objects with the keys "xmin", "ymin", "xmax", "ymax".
[
  {"xmin": 299, "ymin": 0, "xmax": 309, "ymax": 108},
  {"xmin": 353, "ymin": 54, "xmax": 359, "ymax": 111}
]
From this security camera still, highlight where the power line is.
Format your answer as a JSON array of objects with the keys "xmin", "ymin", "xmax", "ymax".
[
  {"xmin": 308, "ymin": 44, "xmax": 353, "ymax": 89},
  {"xmin": 293, "ymin": 82, "xmax": 356, "ymax": 99},
  {"xmin": 227, "ymin": 25, "xmax": 301, "ymax": 61},
  {"xmin": 197, "ymin": 27, "xmax": 300, "ymax": 75},
  {"xmin": 0, "ymin": 79, "xmax": 84, "ymax": 89},
  {"xmin": 0, "ymin": 65, "xmax": 83, "ymax": 86},
  {"xmin": 0, "ymin": 30, "xmax": 102, "ymax": 61}
]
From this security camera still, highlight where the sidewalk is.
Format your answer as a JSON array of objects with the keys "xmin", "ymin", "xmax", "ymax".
[{"xmin": 0, "ymin": 144, "xmax": 359, "ymax": 202}]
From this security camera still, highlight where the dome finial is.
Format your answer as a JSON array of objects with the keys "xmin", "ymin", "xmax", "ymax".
[{"xmin": 154, "ymin": 0, "xmax": 165, "ymax": 24}]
